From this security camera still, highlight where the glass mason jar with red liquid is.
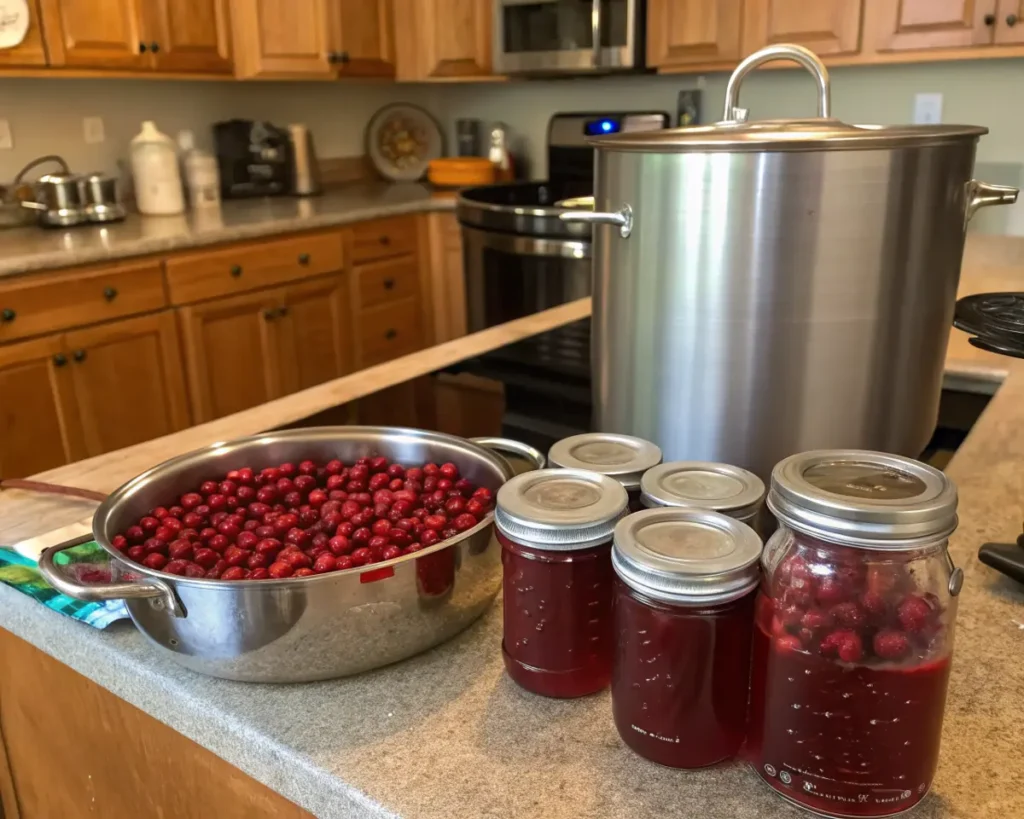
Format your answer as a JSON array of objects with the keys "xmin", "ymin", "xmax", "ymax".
[
  {"xmin": 548, "ymin": 433, "xmax": 662, "ymax": 512},
  {"xmin": 747, "ymin": 450, "xmax": 964, "ymax": 818},
  {"xmin": 611, "ymin": 508, "xmax": 763, "ymax": 768},
  {"xmin": 640, "ymin": 461, "xmax": 766, "ymax": 535},
  {"xmin": 496, "ymin": 468, "xmax": 628, "ymax": 697}
]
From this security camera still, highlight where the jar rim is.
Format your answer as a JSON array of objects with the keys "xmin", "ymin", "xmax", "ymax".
[{"xmin": 640, "ymin": 460, "xmax": 765, "ymax": 517}]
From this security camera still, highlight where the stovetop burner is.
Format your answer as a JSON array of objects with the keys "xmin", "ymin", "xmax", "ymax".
[{"xmin": 953, "ymin": 292, "xmax": 1024, "ymax": 359}]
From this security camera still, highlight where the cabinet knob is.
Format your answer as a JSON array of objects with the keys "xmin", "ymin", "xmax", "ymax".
[
  {"xmin": 379, "ymin": 235, "xmax": 391, "ymax": 246},
  {"xmin": 263, "ymin": 309, "xmax": 276, "ymax": 321},
  {"xmin": 103, "ymin": 286, "xmax": 118, "ymax": 301},
  {"xmin": 338, "ymin": 51, "xmax": 350, "ymax": 64},
  {"xmin": 1, "ymin": 308, "xmax": 14, "ymax": 323},
  {"xmin": 385, "ymin": 328, "xmax": 397, "ymax": 340},
  {"xmin": 53, "ymin": 353, "xmax": 67, "ymax": 367},
  {"xmin": 277, "ymin": 305, "xmax": 290, "ymax": 317},
  {"xmin": 383, "ymin": 278, "xmax": 395, "ymax": 290},
  {"xmin": 230, "ymin": 264, "xmax": 243, "ymax": 277},
  {"xmin": 327, "ymin": 51, "xmax": 338, "ymax": 64},
  {"xmin": 985, "ymin": 13, "xmax": 996, "ymax": 24},
  {"xmin": 73, "ymin": 349, "xmax": 87, "ymax": 363},
  {"xmin": 150, "ymin": 41, "xmax": 160, "ymax": 52},
  {"xmin": 139, "ymin": 41, "xmax": 148, "ymax": 53},
  {"xmin": 298, "ymin": 253, "xmax": 310, "ymax": 265},
  {"xmin": 1008, "ymin": 13, "xmax": 1019, "ymax": 26}
]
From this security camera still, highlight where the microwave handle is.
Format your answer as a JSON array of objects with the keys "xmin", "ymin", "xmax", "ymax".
[{"xmin": 592, "ymin": 0, "xmax": 602, "ymax": 68}]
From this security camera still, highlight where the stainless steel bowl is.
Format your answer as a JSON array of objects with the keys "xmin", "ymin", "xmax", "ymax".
[{"xmin": 39, "ymin": 427, "xmax": 544, "ymax": 683}]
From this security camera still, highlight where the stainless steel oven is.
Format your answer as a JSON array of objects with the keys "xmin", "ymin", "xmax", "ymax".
[{"xmin": 493, "ymin": 0, "xmax": 645, "ymax": 75}]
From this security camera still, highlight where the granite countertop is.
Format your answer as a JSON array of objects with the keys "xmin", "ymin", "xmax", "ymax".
[
  {"xmin": 2, "ymin": 364, "xmax": 1024, "ymax": 818},
  {"xmin": 0, "ymin": 183, "xmax": 455, "ymax": 278}
]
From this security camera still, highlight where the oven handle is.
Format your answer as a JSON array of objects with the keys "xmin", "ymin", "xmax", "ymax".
[{"xmin": 591, "ymin": 0, "xmax": 602, "ymax": 68}]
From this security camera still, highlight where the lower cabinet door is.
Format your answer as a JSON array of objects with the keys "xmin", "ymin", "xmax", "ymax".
[
  {"xmin": 277, "ymin": 275, "xmax": 351, "ymax": 395},
  {"xmin": 64, "ymin": 312, "xmax": 191, "ymax": 458}
]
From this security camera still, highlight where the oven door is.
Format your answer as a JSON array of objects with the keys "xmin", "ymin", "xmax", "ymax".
[
  {"xmin": 462, "ymin": 225, "xmax": 591, "ymax": 332},
  {"xmin": 494, "ymin": 0, "xmax": 640, "ymax": 75}
]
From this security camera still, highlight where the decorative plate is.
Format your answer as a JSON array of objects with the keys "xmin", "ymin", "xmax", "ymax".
[{"xmin": 366, "ymin": 103, "xmax": 444, "ymax": 182}]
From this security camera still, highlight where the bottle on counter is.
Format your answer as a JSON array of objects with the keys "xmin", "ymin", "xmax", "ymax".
[
  {"xmin": 640, "ymin": 461, "xmax": 766, "ymax": 534},
  {"xmin": 177, "ymin": 129, "xmax": 221, "ymax": 210},
  {"xmin": 495, "ymin": 468, "xmax": 628, "ymax": 698},
  {"xmin": 130, "ymin": 121, "xmax": 185, "ymax": 215},
  {"xmin": 547, "ymin": 433, "xmax": 662, "ymax": 512},
  {"xmin": 748, "ymin": 450, "xmax": 963, "ymax": 817},
  {"xmin": 611, "ymin": 507, "xmax": 762, "ymax": 768}
]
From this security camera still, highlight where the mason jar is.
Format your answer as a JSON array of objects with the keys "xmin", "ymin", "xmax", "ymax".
[
  {"xmin": 747, "ymin": 450, "xmax": 963, "ymax": 818},
  {"xmin": 496, "ymin": 468, "xmax": 628, "ymax": 698},
  {"xmin": 640, "ymin": 461, "xmax": 766, "ymax": 533},
  {"xmin": 611, "ymin": 508, "xmax": 762, "ymax": 768},
  {"xmin": 548, "ymin": 433, "xmax": 662, "ymax": 511}
]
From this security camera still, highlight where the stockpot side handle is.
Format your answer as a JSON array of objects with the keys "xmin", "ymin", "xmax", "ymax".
[
  {"xmin": 558, "ymin": 204, "xmax": 633, "ymax": 238},
  {"xmin": 470, "ymin": 437, "xmax": 546, "ymax": 476},
  {"xmin": 38, "ymin": 535, "xmax": 186, "ymax": 618},
  {"xmin": 965, "ymin": 181, "xmax": 1018, "ymax": 222},
  {"xmin": 723, "ymin": 44, "xmax": 831, "ymax": 122}
]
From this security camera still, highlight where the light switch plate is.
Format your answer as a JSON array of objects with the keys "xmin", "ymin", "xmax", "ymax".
[
  {"xmin": 913, "ymin": 93, "xmax": 943, "ymax": 125},
  {"xmin": 83, "ymin": 116, "xmax": 105, "ymax": 144},
  {"xmin": 0, "ymin": 119, "xmax": 12, "ymax": 150}
]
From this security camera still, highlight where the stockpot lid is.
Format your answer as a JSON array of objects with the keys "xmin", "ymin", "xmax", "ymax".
[
  {"xmin": 641, "ymin": 461, "xmax": 765, "ymax": 518},
  {"xmin": 767, "ymin": 450, "xmax": 958, "ymax": 548},
  {"xmin": 495, "ymin": 468, "xmax": 628, "ymax": 551},
  {"xmin": 612, "ymin": 508, "xmax": 762, "ymax": 604},
  {"xmin": 548, "ymin": 433, "xmax": 662, "ymax": 490},
  {"xmin": 587, "ymin": 44, "xmax": 986, "ymax": 154}
]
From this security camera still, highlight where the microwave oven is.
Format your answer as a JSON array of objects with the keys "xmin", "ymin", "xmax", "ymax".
[{"xmin": 493, "ymin": 0, "xmax": 645, "ymax": 76}]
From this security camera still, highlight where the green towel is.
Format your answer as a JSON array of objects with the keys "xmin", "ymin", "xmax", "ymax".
[{"xmin": 0, "ymin": 543, "xmax": 129, "ymax": 629}]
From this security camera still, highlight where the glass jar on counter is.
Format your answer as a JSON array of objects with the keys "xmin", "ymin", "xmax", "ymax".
[
  {"xmin": 496, "ymin": 468, "xmax": 628, "ymax": 698},
  {"xmin": 548, "ymin": 433, "xmax": 662, "ymax": 511},
  {"xmin": 640, "ymin": 461, "xmax": 766, "ymax": 533},
  {"xmin": 611, "ymin": 508, "xmax": 762, "ymax": 768},
  {"xmin": 747, "ymin": 450, "xmax": 963, "ymax": 818}
]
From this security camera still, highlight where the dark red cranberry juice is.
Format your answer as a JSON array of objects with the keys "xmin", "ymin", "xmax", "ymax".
[
  {"xmin": 612, "ymin": 582, "xmax": 756, "ymax": 767},
  {"xmin": 747, "ymin": 623, "xmax": 951, "ymax": 817},
  {"xmin": 500, "ymin": 532, "xmax": 614, "ymax": 697}
]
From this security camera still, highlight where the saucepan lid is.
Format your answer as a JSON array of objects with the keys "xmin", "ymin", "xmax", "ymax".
[
  {"xmin": 587, "ymin": 44, "xmax": 986, "ymax": 153},
  {"xmin": 953, "ymin": 292, "xmax": 1024, "ymax": 359}
]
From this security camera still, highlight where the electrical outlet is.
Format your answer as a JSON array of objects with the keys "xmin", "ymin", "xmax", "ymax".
[
  {"xmin": 83, "ymin": 116, "xmax": 105, "ymax": 144},
  {"xmin": 0, "ymin": 120, "xmax": 12, "ymax": 150},
  {"xmin": 913, "ymin": 93, "xmax": 943, "ymax": 125}
]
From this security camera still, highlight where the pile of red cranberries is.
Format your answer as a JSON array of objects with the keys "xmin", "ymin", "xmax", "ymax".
[{"xmin": 111, "ymin": 456, "xmax": 494, "ymax": 581}]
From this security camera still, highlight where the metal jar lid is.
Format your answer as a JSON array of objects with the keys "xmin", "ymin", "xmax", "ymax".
[
  {"xmin": 767, "ymin": 450, "xmax": 958, "ymax": 548},
  {"xmin": 640, "ymin": 461, "xmax": 765, "ymax": 519},
  {"xmin": 547, "ymin": 433, "xmax": 662, "ymax": 490},
  {"xmin": 612, "ymin": 508, "xmax": 762, "ymax": 605},
  {"xmin": 495, "ymin": 468, "xmax": 628, "ymax": 551}
]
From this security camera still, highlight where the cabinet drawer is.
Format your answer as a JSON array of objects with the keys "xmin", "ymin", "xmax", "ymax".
[
  {"xmin": 358, "ymin": 297, "xmax": 425, "ymax": 366},
  {"xmin": 351, "ymin": 216, "xmax": 418, "ymax": 264},
  {"xmin": 356, "ymin": 255, "xmax": 419, "ymax": 309},
  {"xmin": 166, "ymin": 231, "xmax": 344, "ymax": 304},
  {"xmin": 0, "ymin": 261, "xmax": 167, "ymax": 344}
]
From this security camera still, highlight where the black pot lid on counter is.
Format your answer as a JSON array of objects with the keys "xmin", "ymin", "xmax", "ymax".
[{"xmin": 953, "ymin": 292, "xmax": 1024, "ymax": 359}]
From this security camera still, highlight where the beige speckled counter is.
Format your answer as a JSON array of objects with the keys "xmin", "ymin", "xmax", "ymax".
[{"xmin": 0, "ymin": 183, "xmax": 455, "ymax": 278}]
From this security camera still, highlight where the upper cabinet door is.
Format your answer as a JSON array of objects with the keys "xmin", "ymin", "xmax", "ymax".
[
  {"xmin": 394, "ymin": 0, "xmax": 491, "ymax": 79},
  {"xmin": 231, "ymin": 0, "xmax": 334, "ymax": 77},
  {"xmin": 995, "ymin": 0, "xmax": 1024, "ymax": 42},
  {"xmin": 146, "ymin": 0, "xmax": 232, "ymax": 73},
  {"xmin": 744, "ymin": 0, "xmax": 864, "ymax": 56},
  {"xmin": 647, "ymin": 0, "xmax": 744, "ymax": 68},
  {"xmin": 0, "ymin": 0, "xmax": 49, "ymax": 67},
  {"xmin": 44, "ymin": 0, "xmax": 151, "ymax": 68},
  {"xmin": 328, "ymin": 0, "xmax": 396, "ymax": 77},
  {"xmin": 875, "ymin": 0, "xmax": 997, "ymax": 50}
]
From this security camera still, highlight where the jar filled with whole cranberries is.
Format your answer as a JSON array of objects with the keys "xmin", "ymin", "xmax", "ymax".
[
  {"xmin": 547, "ymin": 433, "xmax": 662, "ymax": 512},
  {"xmin": 496, "ymin": 467, "xmax": 628, "ymax": 698},
  {"xmin": 640, "ymin": 461, "xmax": 766, "ymax": 533},
  {"xmin": 747, "ymin": 450, "xmax": 963, "ymax": 818},
  {"xmin": 611, "ymin": 507, "xmax": 762, "ymax": 768}
]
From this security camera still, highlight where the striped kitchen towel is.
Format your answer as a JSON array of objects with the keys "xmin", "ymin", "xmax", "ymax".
[{"xmin": 0, "ymin": 543, "xmax": 129, "ymax": 629}]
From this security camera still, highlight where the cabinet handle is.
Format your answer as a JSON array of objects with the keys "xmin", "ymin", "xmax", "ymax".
[
  {"xmin": 53, "ymin": 353, "xmax": 67, "ymax": 367},
  {"xmin": 1, "ymin": 308, "xmax": 14, "ymax": 323},
  {"xmin": 298, "ymin": 253, "xmax": 310, "ymax": 265},
  {"xmin": 263, "ymin": 309, "xmax": 276, "ymax": 321},
  {"xmin": 150, "ymin": 41, "xmax": 160, "ymax": 52},
  {"xmin": 385, "ymin": 328, "xmax": 397, "ymax": 340},
  {"xmin": 985, "ymin": 13, "xmax": 996, "ymax": 25},
  {"xmin": 277, "ymin": 306, "xmax": 290, "ymax": 317},
  {"xmin": 103, "ymin": 286, "xmax": 118, "ymax": 302},
  {"xmin": 327, "ymin": 51, "xmax": 338, "ymax": 64},
  {"xmin": 383, "ymin": 278, "xmax": 395, "ymax": 290},
  {"xmin": 139, "ymin": 41, "xmax": 147, "ymax": 53},
  {"xmin": 230, "ymin": 264, "xmax": 243, "ymax": 277},
  {"xmin": 338, "ymin": 51, "xmax": 350, "ymax": 64},
  {"xmin": 1008, "ymin": 13, "xmax": 1019, "ymax": 26},
  {"xmin": 73, "ymin": 349, "xmax": 87, "ymax": 362},
  {"xmin": 379, "ymin": 235, "xmax": 391, "ymax": 246}
]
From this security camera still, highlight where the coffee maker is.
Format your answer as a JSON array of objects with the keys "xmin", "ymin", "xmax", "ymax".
[{"xmin": 213, "ymin": 120, "xmax": 291, "ymax": 198}]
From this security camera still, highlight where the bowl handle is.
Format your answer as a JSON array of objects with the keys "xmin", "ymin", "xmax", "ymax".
[
  {"xmin": 38, "ymin": 534, "xmax": 186, "ymax": 618},
  {"xmin": 470, "ymin": 437, "xmax": 546, "ymax": 476}
]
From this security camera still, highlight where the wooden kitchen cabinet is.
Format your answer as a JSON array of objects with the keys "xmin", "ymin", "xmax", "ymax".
[
  {"xmin": 277, "ymin": 275, "xmax": 352, "ymax": 395},
  {"xmin": 744, "ymin": 0, "xmax": 863, "ymax": 55},
  {"xmin": 647, "ymin": 0, "xmax": 745, "ymax": 68},
  {"xmin": 874, "ymin": 0, "xmax": 998, "ymax": 50},
  {"xmin": 328, "ymin": 0, "xmax": 396, "ymax": 77},
  {"xmin": 994, "ymin": 0, "xmax": 1024, "ymax": 42},
  {"xmin": 64, "ymin": 312, "xmax": 190, "ymax": 459},
  {"xmin": 0, "ymin": 0, "xmax": 49, "ymax": 67},
  {"xmin": 393, "ymin": 0, "xmax": 492, "ymax": 79},
  {"xmin": 231, "ymin": 0, "xmax": 333, "ymax": 77},
  {"xmin": 41, "ymin": 0, "xmax": 149, "ymax": 68},
  {"xmin": 145, "ymin": 0, "xmax": 232, "ymax": 73},
  {"xmin": 0, "ymin": 334, "xmax": 83, "ymax": 479}
]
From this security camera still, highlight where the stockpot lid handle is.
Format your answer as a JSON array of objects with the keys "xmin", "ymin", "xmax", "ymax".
[{"xmin": 722, "ymin": 44, "xmax": 831, "ymax": 123}]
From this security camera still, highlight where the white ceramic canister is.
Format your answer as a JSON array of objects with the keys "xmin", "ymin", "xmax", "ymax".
[{"xmin": 131, "ymin": 121, "xmax": 185, "ymax": 215}]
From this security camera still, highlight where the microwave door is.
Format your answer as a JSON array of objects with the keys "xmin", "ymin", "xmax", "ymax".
[{"xmin": 495, "ymin": 0, "xmax": 602, "ymax": 74}]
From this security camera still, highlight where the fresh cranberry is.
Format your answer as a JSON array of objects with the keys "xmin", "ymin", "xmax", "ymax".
[
  {"xmin": 371, "ymin": 502, "xmax": 389, "ymax": 519},
  {"xmin": 325, "ymin": 475, "xmax": 346, "ymax": 492},
  {"xmin": 293, "ymin": 568, "xmax": 315, "ymax": 577},
  {"xmin": 274, "ymin": 478, "xmax": 294, "ymax": 497},
  {"xmin": 183, "ymin": 563, "xmax": 207, "ymax": 578},
  {"xmin": 256, "ymin": 538, "xmax": 283, "ymax": 556},
  {"xmin": 125, "ymin": 545, "xmax": 145, "ymax": 562},
  {"xmin": 291, "ymin": 474, "xmax": 314, "ymax": 494},
  {"xmin": 365, "ymin": 455, "xmax": 385, "ymax": 473},
  {"xmin": 268, "ymin": 561, "xmax": 293, "ymax": 579},
  {"xmin": 403, "ymin": 479, "xmax": 423, "ymax": 494},
  {"xmin": 337, "ymin": 521, "xmax": 355, "ymax": 537},
  {"xmin": 349, "ymin": 547, "xmax": 371, "ymax": 566},
  {"xmin": 247, "ymin": 553, "xmax": 269, "ymax": 570},
  {"xmin": 207, "ymin": 559, "xmax": 227, "ymax": 577},
  {"xmin": 346, "ymin": 480, "xmax": 367, "ymax": 493},
  {"xmin": 313, "ymin": 554, "xmax": 337, "ymax": 573},
  {"xmin": 280, "ymin": 491, "xmax": 300, "ymax": 508},
  {"xmin": 472, "ymin": 486, "xmax": 494, "ymax": 505},
  {"xmin": 353, "ymin": 492, "xmax": 373, "ymax": 506},
  {"xmin": 162, "ymin": 516, "xmax": 184, "ymax": 532},
  {"xmin": 423, "ymin": 514, "xmax": 447, "ymax": 531},
  {"xmin": 237, "ymin": 467, "xmax": 255, "ymax": 486},
  {"xmin": 421, "ymin": 529, "xmax": 440, "ymax": 547},
  {"xmin": 388, "ymin": 529, "xmax": 411, "ymax": 548},
  {"xmin": 452, "ymin": 513, "xmax": 477, "ymax": 532},
  {"xmin": 386, "ymin": 478, "xmax": 402, "ymax": 491},
  {"xmin": 168, "ymin": 505, "xmax": 185, "ymax": 518},
  {"xmin": 142, "ymin": 553, "xmax": 167, "ymax": 570},
  {"xmin": 328, "ymin": 535, "xmax": 351, "ymax": 556},
  {"xmin": 164, "ymin": 558, "xmax": 189, "ymax": 575},
  {"xmin": 368, "ymin": 518, "xmax": 389, "ymax": 536},
  {"xmin": 206, "ymin": 494, "xmax": 227, "ymax": 511},
  {"xmin": 277, "ymin": 462, "xmax": 296, "ymax": 478},
  {"xmin": 403, "ymin": 543, "xmax": 423, "ymax": 555},
  {"xmin": 198, "ymin": 480, "xmax": 217, "ymax": 496},
  {"xmin": 207, "ymin": 534, "xmax": 229, "ymax": 553},
  {"xmin": 279, "ymin": 550, "xmax": 312, "ymax": 570},
  {"xmin": 273, "ymin": 513, "xmax": 299, "ymax": 535},
  {"xmin": 307, "ymin": 489, "xmax": 328, "ymax": 508},
  {"xmin": 234, "ymin": 531, "xmax": 257, "ymax": 550},
  {"xmin": 437, "ymin": 479, "xmax": 453, "ymax": 492},
  {"xmin": 444, "ymin": 496, "xmax": 467, "ymax": 516},
  {"xmin": 352, "ymin": 527, "xmax": 372, "ymax": 544},
  {"xmin": 364, "ymin": 534, "xmax": 385, "ymax": 550},
  {"xmin": 349, "ymin": 464, "xmax": 369, "ymax": 482},
  {"xmin": 454, "ymin": 477, "xmax": 473, "ymax": 495},
  {"xmin": 285, "ymin": 528, "xmax": 311, "ymax": 548},
  {"xmin": 256, "ymin": 486, "xmax": 279, "ymax": 505},
  {"xmin": 194, "ymin": 504, "xmax": 211, "ymax": 517},
  {"xmin": 250, "ymin": 568, "xmax": 269, "ymax": 580},
  {"xmin": 423, "ymin": 476, "xmax": 438, "ymax": 493},
  {"xmin": 325, "ymin": 459, "xmax": 344, "ymax": 475},
  {"xmin": 221, "ymin": 566, "xmax": 246, "ymax": 581},
  {"xmin": 465, "ymin": 499, "xmax": 486, "ymax": 518},
  {"xmin": 376, "ymin": 545, "xmax": 399, "ymax": 561},
  {"xmin": 331, "ymin": 554, "xmax": 352, "ymax": 571},
  {"xmin": 236, "ymin": 485, "xmax": 257, "ymax": 504},
  {"xmin": 423, "ymin": 494, "xmax": 443, "ymax": 512},
  {"xmin": 372, "ymin": 488, "xmax": 393, "ymax": 505},
  {"xmin": 111, "ymin": 534, "xmax": 128, "ymax": 551},
  {"xmin": 295, "ymin": 459, "xmax": 315, "ymax": 476},
  {"xmin": 192, "ymin": 548, "xmax": 219, "ymax": 569},
  {"xmin": 366, "ymin": 473, "xmax": 387, "ymax": 492},
  {"xmin": 223, "ymin": 547, "xmax": 251, "ymax": 567},
  {"xmin": 181, "ymin": 492, "xmax": 203, "ymax": 510},
  {"xmin": 340, "ymin": 500, "xmax": 361, "ymax": 520},
  {"xmin": 438, "ymin": 462, "xmax": 458, "ymax": 480},
  {"xmin": 217, "ymin": 520, "xmax": 240, "ymax": 540},
  {"xmin": 143, "ymin": 538, "xmax": 167, "ymax": 555},
  {"xmin": 168, "ymin": 540, "xmax": 193, "ymax": 560}
]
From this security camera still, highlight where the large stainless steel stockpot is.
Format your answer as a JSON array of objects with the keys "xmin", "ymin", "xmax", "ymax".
[
  {"xmin": 562, "ymin": 44, "xmax": 1018, "ymax": 480},
  {"xmin": 39, "ymin": 427, "xmax": 544, "ymax": 683}
]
